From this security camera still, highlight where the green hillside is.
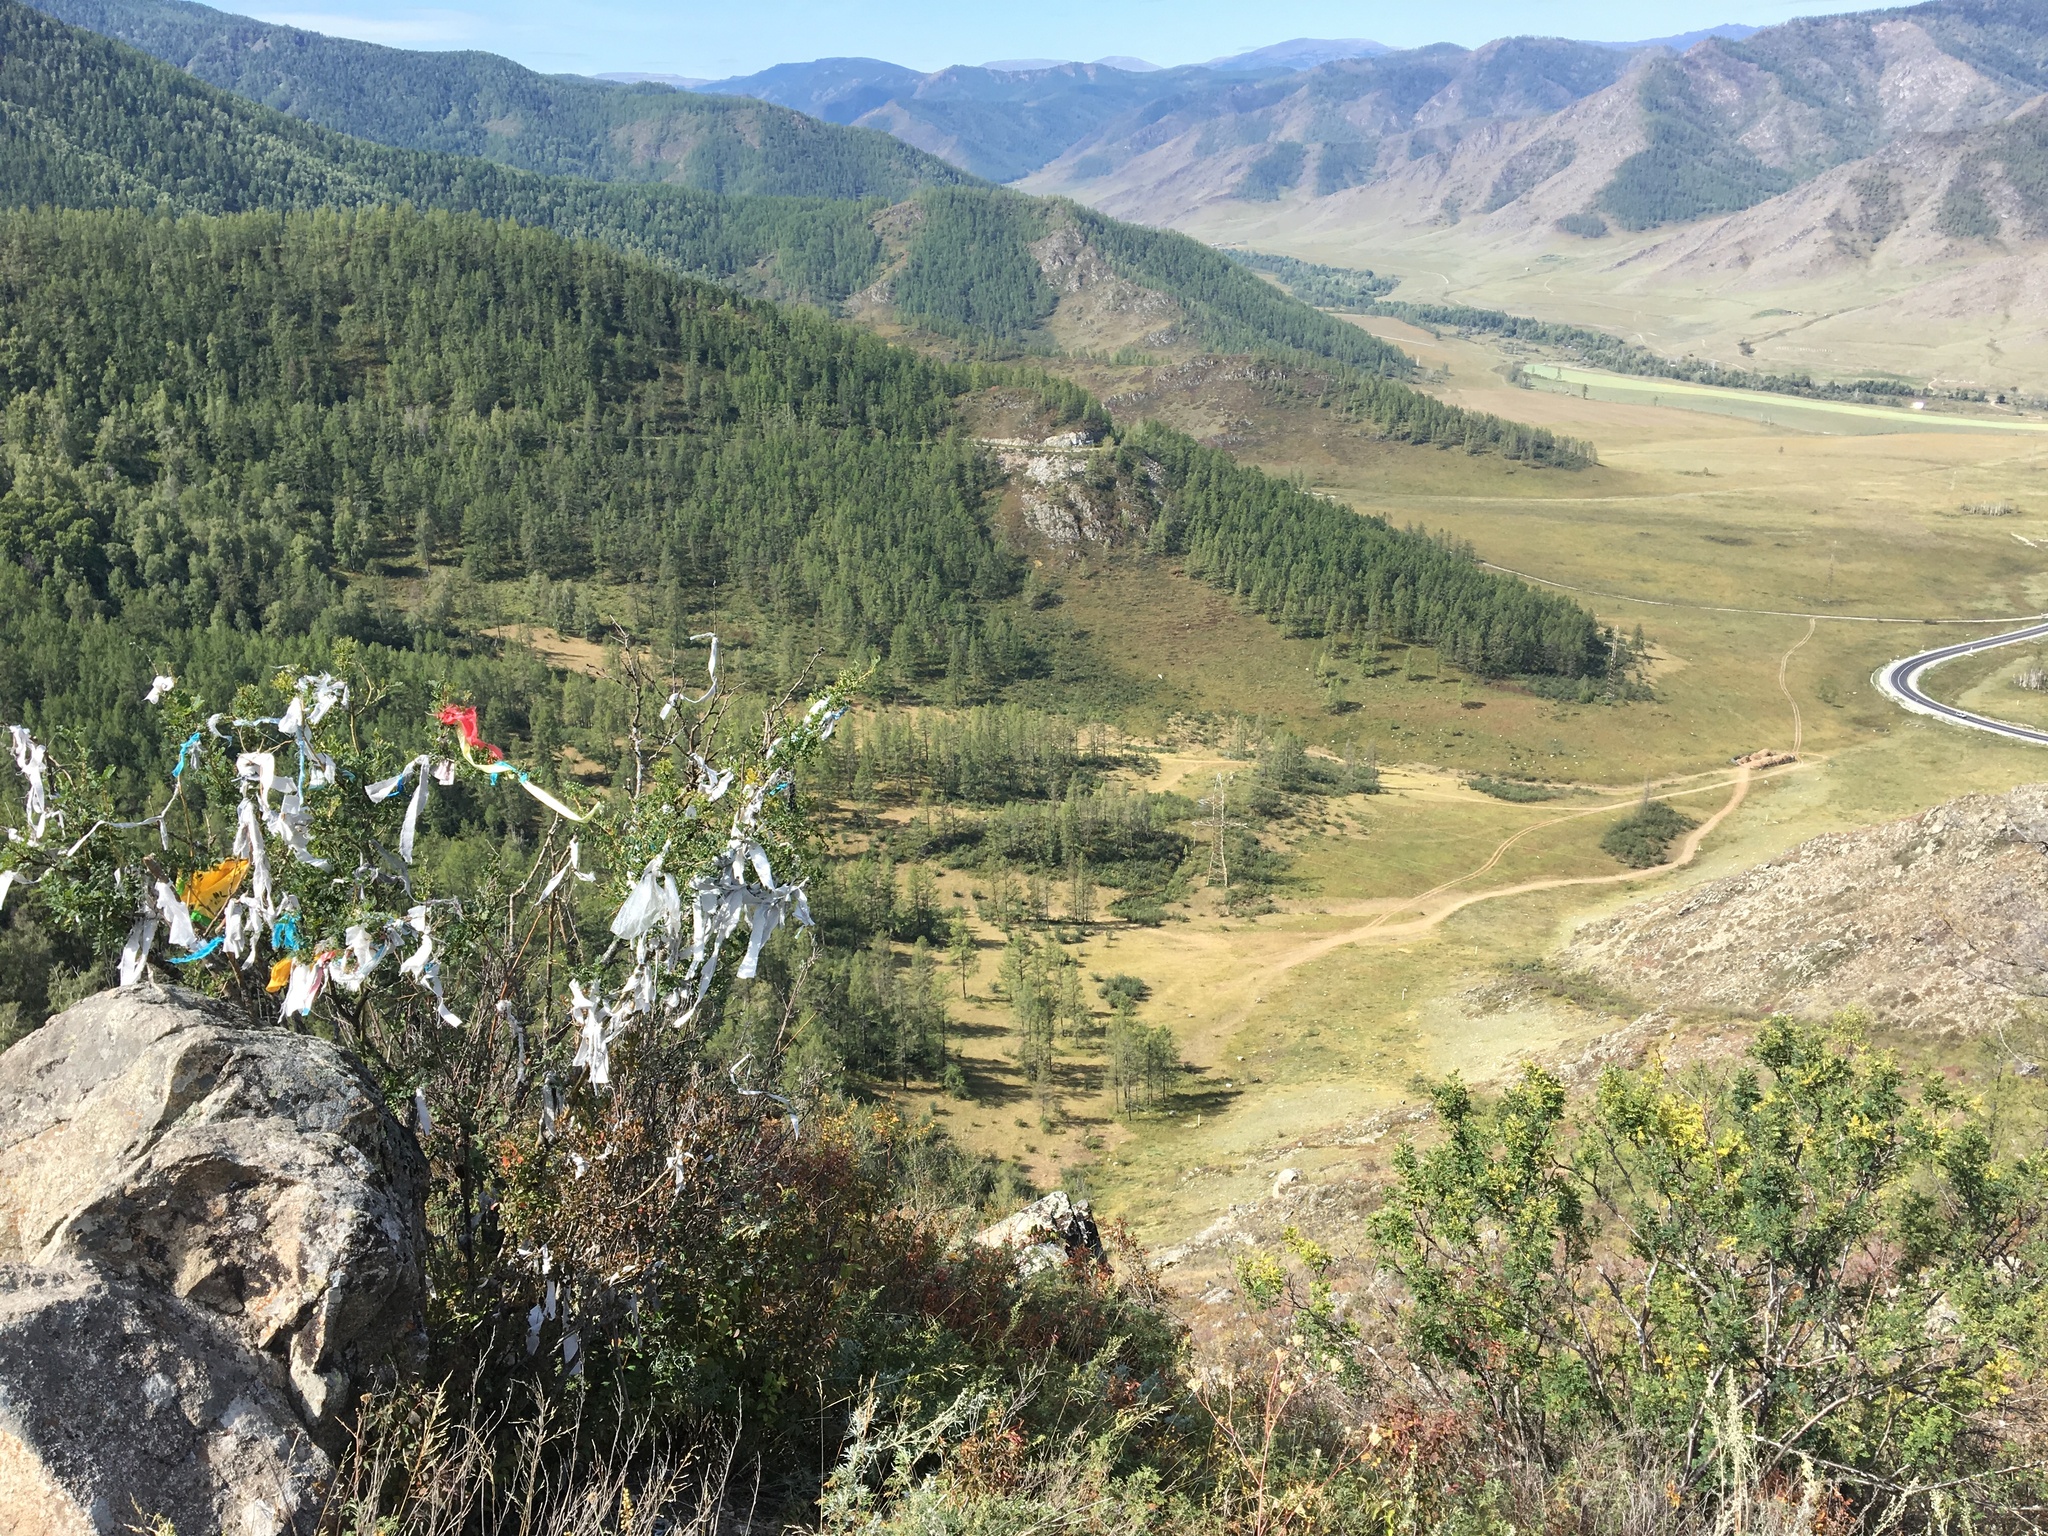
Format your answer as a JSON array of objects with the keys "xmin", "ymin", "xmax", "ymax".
[
  {"xmin": 0, "ymin": 0, "xmax": 1593, "ymax": 465},
  {"xmin": 0, "ymin": 0, "xmax": 901, "ymax": 303},
  {"xmin": 26, "ymin": 0, "xmax": 968, "ymax": 199},
  {"xmin": 0, "ymin": 204, "xmax": 1607, "ymax": 784}
]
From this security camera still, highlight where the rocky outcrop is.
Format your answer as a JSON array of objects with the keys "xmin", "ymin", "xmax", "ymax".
[
  {"xmin": 0, "ymin": 985, "xmax": 429, "ymax": 1535},
  {"xmin": 987, "ymin": 437, "xmax": 1160, "ymax": 549},
  {"xmin": 974, "ymin": 1191, "xmax": 1105, "ymax": 1276},
  {"xmin": 1560, "ymin": 785, "xmax": 2048, "ymax": 1031}
]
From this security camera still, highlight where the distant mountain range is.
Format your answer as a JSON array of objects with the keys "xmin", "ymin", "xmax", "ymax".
[
  {"xmin": 0, "ymin": 0, "xmax": 1427, "ymax": 381},
  {"xmin": 674, "ymin": 28, "xmax": 1774, "ymax": 188},
  {"xmin": 0, "ymin": 0, "xmax": 1607, "ymax": 474},
  {"xmin": 1012, "ymin": 1, "xmax": 2048, "ymax": 245},
  {"xmin": 24, "ymin": 0, "xmax": 1776, "ymax": 203},
  {"xmin": 37, "ymin": 0, "xmax": 2048, "ymax": 383},
  {"xmin": 1589, "ymin": 24, "xmax": 1759, "ymax": 51},
  {"xmin": 1206, "ymin": 39, "xmax": 1391, "ymax": 71}
]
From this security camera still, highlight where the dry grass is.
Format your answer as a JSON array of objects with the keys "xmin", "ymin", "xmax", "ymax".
[{"xmin": 888, "ymin": 319, "xmax": 2048, "ymax": 1255}]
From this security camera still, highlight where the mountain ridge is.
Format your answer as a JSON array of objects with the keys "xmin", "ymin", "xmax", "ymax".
[
  {"xmin": 0, "ymin": 0, "xmax": 1608, "ymax": 467},
  {"xmin": 22, "ymin": 0, "xmax": 969, "ymax": 198},
  {"xmin": 1021, "ymin": 0, "xmax": 2048, "ymax": 238}
]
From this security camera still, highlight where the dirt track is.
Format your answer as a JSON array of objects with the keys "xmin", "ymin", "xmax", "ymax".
[{"xmin": 1179, "ymin": 761, "xmax": 1797, "ymax": 1047}]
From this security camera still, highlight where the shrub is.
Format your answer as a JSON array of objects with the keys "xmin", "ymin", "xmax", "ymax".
[
  {"xmin": 1599, "ymin": 799, "xmax": 1694, "ymax": 866},
  {"xmin": 1465, "ymin": 775, "xmax": 1562, "ymax": 802},
  {"xmin": 1371, "ymin": 1022, "xmax": 2048, "ymax": 1523}
]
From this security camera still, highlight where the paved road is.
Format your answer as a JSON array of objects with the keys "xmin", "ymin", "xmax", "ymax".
[{"xmin": 1874, "ymin": 622, "xmax": 2048, "ymax": 746}]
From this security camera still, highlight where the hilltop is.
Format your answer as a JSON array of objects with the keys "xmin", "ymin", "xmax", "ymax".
[
  {"xmin": 0, "ymin": 0, "xmax": 1592, "ymax": 467},
  {"xmin": 24, "ymin": 0, "xmax": 967, "ymax": 198}
]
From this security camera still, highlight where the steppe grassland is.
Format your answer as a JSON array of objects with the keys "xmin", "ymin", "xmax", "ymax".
[
  {"xmin": 907, "ymin": 317, "xmax": 2048, "ymax": 1243},
  {"xmin": 1166, "ymin": 195, "xmax": 2047, "ymax": 388}
]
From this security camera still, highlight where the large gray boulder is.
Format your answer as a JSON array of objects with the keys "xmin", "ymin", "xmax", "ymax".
[{"xmin": 0, "ymin": 985, "xmax": 429, "ymax": 1535}]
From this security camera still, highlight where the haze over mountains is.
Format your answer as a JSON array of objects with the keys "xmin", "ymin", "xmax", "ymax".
[
  {"xmin": 32, "ymin": 0, "xmax": 2048, "ymax": 387},
  {"xmin": 1021, "ymin": 3, "xmax": 2048, "ymax": 237},
  {"xmin": 21, "ymin": 0, "xmax": 966, "ymax": 197},
  {"xmin": 679, "ymin": 32, "xmax": 1762, "ymax": 186}
]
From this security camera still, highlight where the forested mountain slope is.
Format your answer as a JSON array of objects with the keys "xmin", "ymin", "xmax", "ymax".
[
  {"xmin": 0, "ymin": 0, "xmax": 897, "ymax": 302},
  {"xmin": 0, "ymin": 0, "xmax": 1593, "ymax": 465},
  {"xmin": 0, "ymin": 205, "xmax": 1607, "ymax": 790},
  {"xmin": 23, "ymin": 0, "xmax": 968, "ymax": 198}
]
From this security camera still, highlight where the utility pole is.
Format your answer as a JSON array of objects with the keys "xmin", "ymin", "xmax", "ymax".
[{"xmin": 1200, "ymin": 772, "xmax": 1241, "ymax": 890}]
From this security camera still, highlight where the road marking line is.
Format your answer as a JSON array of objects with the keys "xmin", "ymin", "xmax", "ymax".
[{"xmin": 1874, "ymin": 621, "xmax": 2048, "ymax": 746}]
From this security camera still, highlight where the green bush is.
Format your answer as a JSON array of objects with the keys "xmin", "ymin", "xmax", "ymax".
[
  {"xmin": 1599, "ymin": 799, "xmax": 1695, "ymax": 866},
  {"xmin": 1371, "ymin": 1021, "xmax": 2048, "ymax": 1521},
  {"xmin": 1465, "ymin": 775, "xmax": 1562, "ymax": 802}
]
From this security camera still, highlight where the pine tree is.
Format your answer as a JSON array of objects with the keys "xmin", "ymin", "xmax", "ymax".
[
  {"xmin": 946, "ymin": 910, "xmax": 978, "ymax": 1000},
  {"xmin": 1066, "ymin": 855, "xmax": 1094, "ymax": 926}
]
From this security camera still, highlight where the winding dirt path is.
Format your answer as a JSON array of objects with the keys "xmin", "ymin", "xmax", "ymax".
[
  {"xmin": 1198, "ymin": 763, "xmax": 1788, "ymax": 1034},
  {"xmin": 1779, "ymin": 617, "xmax": 1815, "ymax": 754}
]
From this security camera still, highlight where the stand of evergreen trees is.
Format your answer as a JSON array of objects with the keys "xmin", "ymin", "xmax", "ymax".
[
  {"xmin": 1597, "ymin": 58, "xmax": 1794, "ymax": 229},
  {"xmin": 1133, "ymin": 423, "xmax": 1608, "ymax": 676},
  {"xmin": 0, "ymin": 206, "xmax": 1039, "ymax": 673},
  {"xmin": 893, "ymin": 189, "xmax": 1058, "ymax": 341},
  {"xmin": 1066, "ymin": 203, "xmax": 1413, "ymax": 376},
  {"xmin": 1225, "ymin": 249, "xmax": 1398, "ymax": 310}
]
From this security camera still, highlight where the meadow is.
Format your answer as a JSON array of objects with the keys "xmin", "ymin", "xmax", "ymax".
[{"xmin": 890, "ymin": 314, "xmax": 2048, "ymax": 1245}]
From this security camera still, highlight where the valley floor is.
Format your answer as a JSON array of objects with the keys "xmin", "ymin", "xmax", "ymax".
[
  {"xmin": 1160, "ymin": 200, "xmax": 2048, "ymax": 396},
  {"xmin": 889, "ymin": 316, "xmax": 2048, "ymax": 1274}
]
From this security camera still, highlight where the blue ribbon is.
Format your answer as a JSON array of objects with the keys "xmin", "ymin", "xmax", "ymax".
[
  {"xmin": 271, "ymin": 912, "xmax": 300, "ymax": 952},
  {"xmin": 170, "ymin": 936, "xmax": 224, "ymax": 964}
]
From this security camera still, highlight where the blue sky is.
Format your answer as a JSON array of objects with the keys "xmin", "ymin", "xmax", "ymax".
[{"xmin": 251, "ymin": 0, "xmax": 1874, "ymax": 79}]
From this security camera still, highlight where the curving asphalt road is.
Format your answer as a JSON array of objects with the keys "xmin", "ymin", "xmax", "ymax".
[{"xmin": 1873, "ymin": 621, "xmax": 2048, "ymax": 746}]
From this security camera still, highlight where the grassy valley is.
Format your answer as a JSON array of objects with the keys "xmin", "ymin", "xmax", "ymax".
[
  {"xmin": 16, "ymin": 0, "xmax": 1993, "ymax": 1260},
  {"xmin": 873, "ymin": 309, "xmax": 2048, "ymax": 1243},
  {"xmin": 13, "ymin": 4, "xmax": 2048, "ymax": 1530}
]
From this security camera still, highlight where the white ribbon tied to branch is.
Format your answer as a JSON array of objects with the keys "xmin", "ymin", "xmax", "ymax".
[
  {"xmin": 7, "ymin": 726, "xmax": 55, "ymax": 845},
  {"xmin": 658, "ymin": 633, "xmax": 720, "ymax": 721},
  {"xmin": 366, "ymin": 755, "xmax": 436, "ymax": 865},
  {"xmin": 237, "ymin": 752, "xmax": 328, "ymax": 868}
]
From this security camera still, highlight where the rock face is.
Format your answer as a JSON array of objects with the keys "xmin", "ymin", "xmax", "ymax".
[
  {"xmin": 1560, "ymin": 784, "xmax": 2048, "ymax": 1031},
  {"xmin": 0, "ymin": 984, "xmax": 429, "ymax": 1535},
  {"xmin": 974, "ymin": 1191, "xmax": 1105, "ymax": 1276}
]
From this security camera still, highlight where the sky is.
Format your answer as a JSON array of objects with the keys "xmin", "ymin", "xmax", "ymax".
[{"xmin": 250, "ymin": 0, "xmax": 1876, "ymax": 80}]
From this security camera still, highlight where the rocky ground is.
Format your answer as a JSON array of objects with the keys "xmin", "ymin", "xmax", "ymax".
[
  {"xmin": 0, "ymin": 985, "xmax": 428, "ymax": 1536},
  {"xmin": 1560, "ymin": 782, "xmax": 2048, "ymax": 1033}
]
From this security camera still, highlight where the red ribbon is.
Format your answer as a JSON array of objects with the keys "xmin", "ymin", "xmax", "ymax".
[{"xmin": 436, "ymin": 704, "xmax": 504, "ymax": 762}]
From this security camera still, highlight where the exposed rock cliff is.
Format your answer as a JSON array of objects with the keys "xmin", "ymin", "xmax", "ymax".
[{"xmin": 0, "ymin": 985, "xmax": 428, "ymax": 1536}]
